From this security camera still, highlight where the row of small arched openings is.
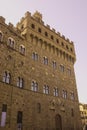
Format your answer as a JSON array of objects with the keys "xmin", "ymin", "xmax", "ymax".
[
  {"xmin": 30, "ymin": 34, "xmax": 75, "ymax": 64},
  {"xmin": 0, "ymin": 31, "xmax": 75, "ymax": 64}
]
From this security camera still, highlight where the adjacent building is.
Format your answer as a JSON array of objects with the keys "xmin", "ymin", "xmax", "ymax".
[
  {"xmin": 0, "ymin": 11, "xmax": 82, "ymax": 130},
  {"xmin": 79, "ymin": 103, "xmax": 87, "ymax": 130}
]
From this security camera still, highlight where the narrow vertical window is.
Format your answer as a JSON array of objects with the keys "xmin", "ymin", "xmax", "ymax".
[
  {"xmin": 31, "ymin": 24, "xmax": 35, "ymax": 29},
  {"xmin": 19, "ymin": 45, "xmax": 25, "ymax": 55},
  {"xmin": 6, "ymin": 73, "xmax": 11, "ymax": 84},
  {"xmin": 70, "ymin": 92, "xmax": 74, "ymax": 100},
  {"xmin": 38, "ymin": 28, "xmax": 41, "ymax": 33},
  {"xmin": 37, "ymin": 103, "xmax": 41, "ymax": 113},
  {"xmin": 3, "ymin": 72, "xmax": 7, "ymax": 83},
  {"xmin": 60, "ymin": 65, "xmax": 64, "ymax": 72},
  {"xmin": 17, "ymin": 111, "xmax": 23, "ymax": 130},
  {"xmin": 67, "ymin": 68, "xmax": 71, "ymax": 76},
  {"xmin": 45, "ymin": 31, "xmax": 48, "ymax": 37},
  {"xmin": 71, "ymin": 108, "xmax": 74, "ymax": 117},
  {"xmin": 52, "ymin": 61, "xmax": 57, "ymax": 69},
  {"xmin": 0, "ymin": 104, "xmax": 7, "ymax": 127}
]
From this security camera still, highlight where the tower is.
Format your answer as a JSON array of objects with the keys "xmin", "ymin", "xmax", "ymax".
[{"xmin": 0, "ymin": 11, "xmax": 82, "ymax": 130}]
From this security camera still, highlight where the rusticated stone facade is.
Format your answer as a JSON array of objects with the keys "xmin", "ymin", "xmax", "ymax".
[{"xmin": 0, "ymin": 11, "xmax": 82, "ymax": 130}]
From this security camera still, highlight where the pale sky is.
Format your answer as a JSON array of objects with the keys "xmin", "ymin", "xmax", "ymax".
[{"xmin": 0, "ymin": 0, "xmax": 87, "ymax": 103}]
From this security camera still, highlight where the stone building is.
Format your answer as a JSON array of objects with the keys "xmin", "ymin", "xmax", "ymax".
[
  {"xmin": 79, "ymin": 103, "xmax": 87, "ymax": 130},
  {"xmin": 0, "ymin": 11, "xmax": 82, "ymax": 130}
]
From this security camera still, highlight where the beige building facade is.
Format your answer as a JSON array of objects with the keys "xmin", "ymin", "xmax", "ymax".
[
  {"xmin": 0, "ymin": 11, "xmax": 82, "ymax": 130},
  {"xmin": 79, "ymin": 103, "xmax": 87, "ymax": 130}
]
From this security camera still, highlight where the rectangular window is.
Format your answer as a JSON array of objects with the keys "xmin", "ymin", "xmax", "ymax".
[
  {"xmin": 17, "ymin": 111, "xmax": 23, "ymax": 130},
  {"xmin": 17, "ymin": 111, "xmax": 22, "ymax": 123},
  {"xmin": 0, "ymin": 104, "xmax": 7, "ymax": 127}
]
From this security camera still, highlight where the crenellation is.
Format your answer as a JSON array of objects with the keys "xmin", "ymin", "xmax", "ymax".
[
  {"xmin": 52, "ymin": 28, "xmax": 55, "ymax": 32},
  {"xmin": 57, "ymin": 31, "xmax": 61, "ymax": 36},
  {"xmin": 8, "ymin": 22, "xmax": 14, "ymax": 28},
  {"xmin": 66, "ymin": 38, "xmax": 70, "ymax": 42},
  {"xmin": 62, "ymin": 35, "xmax": 65, "ymax": 40},
  {"xmin": 20, "ymin": 17, "xmax": 25, "ymax": 23},
  {"xmin": 0, "ymin": 16, "xmax": 5, "ymax": 23},
  {"xmin": 71, "ymin": 41, "xmax": 74, "ymax": 44},
  {"xmin": 46, "ymin": 24, "xmax": 50, "ymax": 29},
  {"xmin": 0, "ymin": 10, "xmax": 82, "ymax": 130},
  {"xmin": 25, "ymin": 11, "xmax": 31, "ymax": 18}
]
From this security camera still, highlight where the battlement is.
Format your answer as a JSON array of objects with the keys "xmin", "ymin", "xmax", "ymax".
[
  {"xmin": 0, "ymin": 16, "xmax": 5, "ymax": 23},
  {"xmin": 33, "ymin": 11, "xmax": 43, "ymax": 23}
]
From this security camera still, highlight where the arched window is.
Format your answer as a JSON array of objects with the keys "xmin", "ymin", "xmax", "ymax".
[
  {"xmin": 0, "ymin": 31, "xmax": 3, "ymax": 42},
  {"xmin": 8, "ymin": 37, "xmax": 15, "ymax": 49},
  {"xmin": 52, "ymin": 61, "xmax": 57, "ymax": 69},
  {"xmin": 43, "ymin": 85, "xmax": 49, "ymax": 94},
  {"xmin": 53, "ymin": 88, "xmax": 59, "ymax": 96},
  {"xmin": 17, "ymin": 77, "xmax": 24, "ymax": 88},
  {"xmin": 32, "ymin": 52, "xmax": 38, "ymax": 61},
  {"xmin": 38, "ymin": 27, "xmax": 41, "ymax": 33},
  {"xmin": 43, "ymin": 57, "xmax": 48, "ymax": 65},
  {"xmin": 45, "ymin": 31, "xmax": 48, "ymax": 37},
  {"xmin": 3, "ymin": 71, "xmax": 11, "ymax": 84},
  {"xmin": 62, "ymin": 90, "xmax": 67, "ymax": 99},
  {"xmin": 31, "ymin": 81, "xmax": 38, "ymax": 92},
  {"xmin": 31, "ymin": 24, "xmax": 35, "ymax": 29},
  {"xmin": 19, "ymin": 45, "xmax": 25, "ymax": 55}
]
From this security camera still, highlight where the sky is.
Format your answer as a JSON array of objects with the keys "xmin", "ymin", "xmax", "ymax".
[{"xmin": 0, "ymin": 0, "xmax": 87, "ymax": 103}]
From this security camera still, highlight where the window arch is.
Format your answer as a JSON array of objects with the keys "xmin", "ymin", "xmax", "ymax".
[
  {"xmin": 43, "ymin": 56, "xmax": 48, "ymax": 65},
  {"xmin": 7, "ymin": 37, "xmax": 15, "ymax": 49},
  {"xmin": 62, "ymin": 90, "xmax": 67, "ymax": 99},
  {"xmin": 31, "ymin": 81, "xmax": 38, "ymax": 92},
  {"xmin": 43, "ymin": 85, "xmax": 49, "ymax": 94},
  {"xmin": 52, "ymin": 61, "xmax": 57, "ymax": 69},
  {"xmin": 3, "ymin": 71, "xmax": 11, "ymax": 84},
  {"xmin": 0, "ymin": 31, "xmax": 3, "ymax": 42},
  {"xmin": 53, "ymin": 88, "xmax": 59, "ymax": 96},
  {"xmin": 32, "ymin": 52, "xmax": 38, "ymax": 61},
  {"xmin": 19, "ymin": 45, "xmax": 25, "ymax": 55},
  {"xmin": 45, "ymin": 31, "xmax": 48, "ymax": 37},
  {"xmin": 17, "ymin": 77, "xmax": 24, "ymax": 88},
  {"xmin": 31, "ymin": 24, "xmax": 35, "ymax": 29}
]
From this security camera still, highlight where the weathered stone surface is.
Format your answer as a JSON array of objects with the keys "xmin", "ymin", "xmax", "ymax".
[{"xmin": 0, "ymin": 11, "xmax": 82, "ymax": 130}]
